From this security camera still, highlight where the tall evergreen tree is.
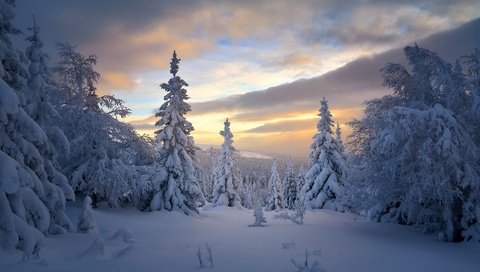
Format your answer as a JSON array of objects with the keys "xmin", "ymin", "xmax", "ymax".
[
  {"xmin": 0, "ymin": 1, "xmax": 73, "ymax": 257},
  {"xmin": 296, "ymin": 165, "xmax": 306, "ymax": 204},
  {"xmin": 265, "ymin": 160, "xmax": 285, "ymax": 211},
  {"xmin": 212, "ymin": 118, "xmax": 242, "ymax": 207},
  {"xmin": 150, "ymin": 51, "xmax": 204, "ymax": 214},
  {"xmin": 283, "ymin": 159, "xmax": 298, "ymax": 210},
  {"xmin": 335, "ymin": 122, "xmax": 345, "ymax": 155},
  {"xmin": 300, "ymin": 98, "xmax": 345, "ymax": 211},
  {"xmin": 205, "ymin": 146, "xmax": 216, "ymax": 201},
  {"xmin": 24, "ymin": 19, "xmax": 74, "ymax": 232}
]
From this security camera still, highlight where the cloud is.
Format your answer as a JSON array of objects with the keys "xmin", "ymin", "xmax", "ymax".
[
  {"xmin": 191, "ymin": 18, "xmax": 480, "ymax": 119},
  {"xmin": 232, "ymin": 108, "xmax": 313, "ymax": 122},
  {"xmin": 10, "ymin": 1, "xmax": 480, "ymax": 156},
  {"xmin": 99, "ymin": 71, "xmax": 137, "ymax": 92},
  {"xmin": 263, "ymin": 53, "xmax": 319, "ymax": 69},
  {"xmin": 12, "ymin": 0, "xmax": 480, "ymax": 95},
  {"xmin": 247, "ymin": 118, "xmax": 316, "ymax": 133}
]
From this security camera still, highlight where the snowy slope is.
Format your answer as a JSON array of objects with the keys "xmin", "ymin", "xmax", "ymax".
[
  {"xmin": 0, "ymin": 204, "xmax": 478, "ymax": 272},
  {"xmin": 237, "ymin": 150, "xmax": 272, "ymax": 160}
]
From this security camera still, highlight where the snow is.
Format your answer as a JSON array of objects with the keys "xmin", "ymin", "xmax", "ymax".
[
  {"xmin": 1, "ymin": 202, "xmax": 478, "ymax": 271},
  {"xmin": 0, "ymin": 79, "xmax": 19, "ymax": 115},
  {"xmin": 238, "ymin": 150, "xmax": 272, "ymax": 160}
]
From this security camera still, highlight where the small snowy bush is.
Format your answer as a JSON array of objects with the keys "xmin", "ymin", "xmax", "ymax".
[
  {"xmin": 77, "ymin": 196, "xmax": 97, "ymax": 233},
  {"xmin": 249, "ymin": 201, "xmax": 267, "ymax": 227}
]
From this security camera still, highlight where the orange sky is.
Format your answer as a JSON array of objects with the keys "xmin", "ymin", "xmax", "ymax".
[{"xmin": 15, "ymin": 0, "xmax": 480, "ymax": 157}]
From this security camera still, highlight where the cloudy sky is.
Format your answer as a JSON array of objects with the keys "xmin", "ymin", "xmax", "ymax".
[{"xmin": 14, "ymin": 0, "xmax": 480, "ymax": 157}]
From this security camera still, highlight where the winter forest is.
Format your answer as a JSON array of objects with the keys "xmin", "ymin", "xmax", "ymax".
[{"xmin": 1, "ymin": 1, "xmax": 480, "ymax": 271}]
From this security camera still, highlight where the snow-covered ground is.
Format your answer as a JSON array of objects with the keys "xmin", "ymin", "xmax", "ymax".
[{"xmin": 1, "ymin": 203, "xmax": 479, "ymax": 272}]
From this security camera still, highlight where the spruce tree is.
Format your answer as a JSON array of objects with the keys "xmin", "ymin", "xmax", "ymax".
[
  {"xmin": 300, "ymin": 98, "xmax": 345, "ymax": 211},
  {"xmin": 335, "ymin": 122, "xmax": 345, "ymax": 155},
  {"xmin": 150, "ymin": 51, "xmax": 204, "ymax": 214},
  {"xmin": 205, "ymin": 146, "xmax": 216, "ymax": 201},
  {"xmin": 283, "ymin": 159, "xmax": 298, "ymax": 210},
  {"xmin": 212, "ymin": 118, "xmax": 242, "ymax": 207},
  {"xmin": 296, "ymin": 165, "xmax": 306, "ymax": 204},
  {"xmin": 0, "ymin": 1, "xmax": 73, "ymax": 256},
  {"xmin": 265, "ymin": 160, "xmax": 285, "ymax": 211},
  {"xmin": 24, "ymin": 19, "xmax": 74, "ymax": 232}
]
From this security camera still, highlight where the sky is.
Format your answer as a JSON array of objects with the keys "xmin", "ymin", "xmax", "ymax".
[{"xmin": 13, "ymin": 0, "xmax": 480, "ymax": 157}]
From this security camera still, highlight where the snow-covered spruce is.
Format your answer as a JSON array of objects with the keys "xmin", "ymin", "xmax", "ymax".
[
  {"xmin": 283, "ymin": 159, "xmax": 298, "ymax": 210},
  {"xmin": 296, "ymin": 165, "xmax": 306, "ymax": 204},
  {"xmin": 195, "ymin": 146, "xmax": 217, "ymax": 203},
  {"xmin": 300, "ymin": 98, "xmax": 345, "ymax": 212},
  {"xmin": 335, "ymin": 122, "xmax": 345, "ymax": 156},
  {"xmin": 205, "ymin": 146, "xmax": 217, "ymax": 201},
  {"xmin": 212, "ymin": 118, "xmax": 242, "ymax": 207},
  {"xmin": 265, "ymin": 160, "xmax": 285, "ymax": 211},
  {"xmin": 150, "ymin": 51, "xmax": 204, "ymax": 214},
  {"xmin": 348, "ymin": 45, "xmax": 480, "ymax": 242},
  {"xmin": 24, "ymin": 19, "xmax": 75, "ymax": 233},
  {"xmin": 77, "ymin": 196, "xmax": 97, "ymax": 233},
  {"xmin": 0, "ymin": 1, "xmax": 72, "ymax": 257}
]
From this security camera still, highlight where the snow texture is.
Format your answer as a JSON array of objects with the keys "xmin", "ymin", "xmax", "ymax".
[{"xmin": 1, "ymin": 203, "xmax": 479, "ymax": 271}]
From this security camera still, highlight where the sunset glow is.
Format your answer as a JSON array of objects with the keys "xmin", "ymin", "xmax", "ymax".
[{"xmin": 14, "ymin": 0, "xmax": 480, "ymax": 156}]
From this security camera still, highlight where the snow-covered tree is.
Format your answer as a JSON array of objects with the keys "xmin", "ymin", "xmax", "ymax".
[
  {"xmin": 335, "ymin": 122, "xmax": 345, "ymax": 155},
  {"xmin": 300, "ymin": 98, "xmax": 345, "ymax": 212},
  {"xmin": 296, "ymin": 165, "xmax": 306, "ymax": 203},
  {"xmin": 150, "ymin": 51, "xmax": 204, "ymax": 214},
  {"xmin": 205, "ymin": 146, "xmax": 216, "ymax": 201},
  {"xmin": 0, "ymin": 1, "xmax": 28, "ymax": 90},
  {"xmin": 212, "ymin": 118, "xmax": 242, "ymax": 207},
  {"xmin": 283, "ymin": 159, "xmax": 298, "ymax": 210},
  {"xmin": 77, "ymin": 196, "xmax": 97, "ymax": 233},
  {"xmin": 348, "ymin": 45, "xmax": 480, "ymax": 242},
  {"xmin": 274, "ymin": 201, "xmax": 305, "ymax": 225},
  {"xmin": 24, "ymin": 18, "xmax": 75, "ymax": 232},
  {"xmin": 53, "ymin": 43, "xmax": 149, "ymax": 207},
  {"xmin": 0, "ymin": 1, "xmax": 73, "ymax": 257},
  {"xmin": 460, "ymin": 48, "xmax": 480, "ymax": 241},
  {"xmin": 195, "ymin": 146, "xmax": 218, "ymax": 203},
  {"xmin": 241, "ymin": 174, "xmax": 256, "ymax": 209},
  {"xmin": 54, "ymin": 43, "xmax": 130, "ymax": 117},
  {"xmin": 250, "ymin": 201, "xmax": 266, "ymax": 227},
  {"xmin": 265, "ymin": 160, "xmax": 285, "ymax": 211}
]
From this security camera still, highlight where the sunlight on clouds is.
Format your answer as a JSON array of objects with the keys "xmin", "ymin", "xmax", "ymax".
[
  {"xmin": 98, "ymin": 71, "xmax": 136, "ymax": 94},
  {"xmin": 330, "ymin": 107, "xmax": 364, "ymax": 123},
  {"xmin": 81, "ymin": 1, "xmax": 479, "ymax": 157}
]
